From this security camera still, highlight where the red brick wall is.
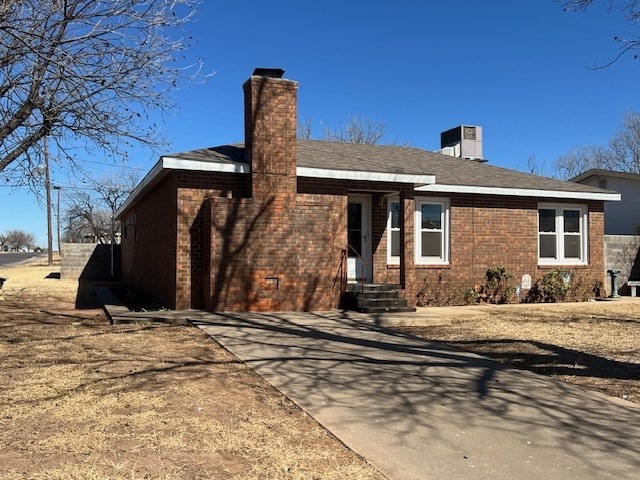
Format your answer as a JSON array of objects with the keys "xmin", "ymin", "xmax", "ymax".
[
  {"xmin": 373, "ymin": 193, "xmax": 607, "ymax": 305},
  {"xmin": 202, "ymin": 191, "xmax": 346, "ymax": 312},
  {"xmin": 123, "ymin": 162, "xmax": 606, "ymax": 312},
  {"xmin": 120, "ymin": 170, "xmax": 251, "ymax": 310},
  {"xmin": 175, "ymin": 171, "xmax": 251, "ymax": 310},
  {"xmin": 120, "ymin": 175, "xmax": 178, "ymax": 308}
]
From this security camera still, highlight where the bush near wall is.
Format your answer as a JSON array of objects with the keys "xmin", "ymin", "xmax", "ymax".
[
  {"xmin": 525, "ymin": 269, "xmax": 601, "ymax": 303},
  {"xmin": 417, "ymin": 266, "xmax": 600, "ymax": 307}
]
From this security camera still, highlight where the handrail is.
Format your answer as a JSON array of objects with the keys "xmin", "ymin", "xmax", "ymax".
[
  {"xmin": 334, "ymin": 245, "xmax": 369, "ymax": 311},
  {"xmin": 346, "ymin": 243, "xmax": 367, "ymax": 312}
]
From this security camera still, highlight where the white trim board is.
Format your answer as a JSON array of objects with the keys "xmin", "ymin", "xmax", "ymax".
[
  {"xmin": 116, "ymin": 156, "xmax": 619, "ymax": 219},
  {"xmin": 414, "ymin": 183, "xmax": 621, "ymax": 201}
]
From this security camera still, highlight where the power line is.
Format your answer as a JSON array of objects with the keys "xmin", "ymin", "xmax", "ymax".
[
  {"xmin": 0, "ymin": 183, "xmax": 105, "ymax": 191},
  {"xmin": 68, "ymin": 158, "xmax": 148, "ymax": 171}
]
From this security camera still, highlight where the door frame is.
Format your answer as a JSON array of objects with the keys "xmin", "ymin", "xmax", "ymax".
[{"xmin": 347, "ymin": 194, "xmax": 372, "ymax": 283}]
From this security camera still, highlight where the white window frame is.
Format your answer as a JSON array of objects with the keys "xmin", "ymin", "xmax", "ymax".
[
  {"xmin": 415, "ymin": 197, "xmax": 450, "ymax": 265},
  {"xmin": 387, "ymin": 198, "xmax": 400, "ymax": 265},
  {"xmin": 538, "ymin": 203, "xmax": 588, "ymax": 266}
]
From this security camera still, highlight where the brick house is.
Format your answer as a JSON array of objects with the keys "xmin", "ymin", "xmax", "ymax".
[{"xmin": 116, "ymin": 68, "xmax": 620, "ymax": 312}]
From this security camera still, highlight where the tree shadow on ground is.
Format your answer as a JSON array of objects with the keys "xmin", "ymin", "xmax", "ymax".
[
  {"xmin": 191, "ymin": 310, "xmax": 640, "ymax": 479},
  {"xmin": 433, "ymin": 338, "xmax": 639, "ymax": 381}
]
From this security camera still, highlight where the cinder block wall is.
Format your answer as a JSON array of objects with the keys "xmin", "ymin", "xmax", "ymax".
[
  {"xmin": 61, "ymin": 243, "xmax": 119, "ymax": 280},
  {"xmin": 605, "ymin": 235, "xmax": 640, "ymax": 295}
]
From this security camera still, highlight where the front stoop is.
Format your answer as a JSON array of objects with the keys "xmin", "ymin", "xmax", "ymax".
[{"xmin": 344, "ymin": 283, "xmax": 416, "ymax": 313}]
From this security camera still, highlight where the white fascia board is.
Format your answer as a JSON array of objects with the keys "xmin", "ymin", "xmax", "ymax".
[
  {"xmin": 115, "ymin": 156, "xmax": 250, "ymax": 219},
  {"xmin": 415, "ymin": 183, "xmax": 621, "ymax": 201},
  {"xmin": 297, "ymin": 166, "xmax": 435, "ymax": 185},
  {"xmin": 115, "ymin": 159, "xmax": 165, "ymax": 218},
  {"xmin": 162, "ymin": 156, "xmax": 250, "ymax": 174}
]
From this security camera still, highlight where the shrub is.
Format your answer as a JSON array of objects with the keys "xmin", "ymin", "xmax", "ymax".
[
  {"xmin": 525, "ymin": 269, "xmax": 600, "ymax": 303},
  {"xmin": 566, "ymin": 270, "xmax": 602, "ymax": 302},
  {"xmin": 542, "ymin": 268, "xmax": 571, "ymax": 302},
  {"xmin": 475, "ymin": 266, "xmax": 515, "ymax": 304},
  {"xmin": 415, "ymin": 272, "xmax": 469, "ymax": 307}
]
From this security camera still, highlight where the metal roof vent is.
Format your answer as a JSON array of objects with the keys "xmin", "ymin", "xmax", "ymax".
[{"xmin": 252, "ymin": 67, "xmax": 285, "ymax": 78}]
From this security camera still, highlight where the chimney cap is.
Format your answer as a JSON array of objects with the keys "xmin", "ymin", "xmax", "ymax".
[{"xmin": 252, "ymin": 67, "xmax": 285, "ymax": 78}]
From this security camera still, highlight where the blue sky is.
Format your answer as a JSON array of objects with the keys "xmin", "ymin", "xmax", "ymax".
[{"xmin": 1, "ymin": 0, "xmax": 638, "ymax": 248}]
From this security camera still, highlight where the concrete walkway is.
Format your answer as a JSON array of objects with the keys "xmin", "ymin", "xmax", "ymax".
[{"xmin": 187, "ymin": 310, "xmax": 640, "ymax": 480}]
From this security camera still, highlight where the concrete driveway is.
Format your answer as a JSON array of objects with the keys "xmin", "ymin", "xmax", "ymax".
[{"xmin": 187, "ymin": 310, "xmax": 639, "ymax": 480}]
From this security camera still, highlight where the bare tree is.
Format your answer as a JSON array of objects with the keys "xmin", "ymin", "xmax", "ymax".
[
  {"xmin": 299, "ymin": 115, "xmax": 397, "ymax": 145},
  {"xmin": 608, "ymin": 110, "xmax": 640, "ymax": 172},
  {"xmin": 524, "ymin": 155, "xmax": 549, "ymax": 176},
  {"xmin": 63, "ymin": 171, "xmax": 140, "ymax": 243},
  {"xmin": 323, "ymin": 115, "xmax": 387, "ymax": 144},
  {"xmin": 0, "ymin": 0, "xmax": 206, "ymax": 180},
  {"xmin": 0, "ymin": 233, "xmax": 7, "ymax": 251},
  {"xmin": 4, "ymin": 229, "xmax": 36, "ymax": 251},
  {"xmin": 561, "ymin": 0, "xmax": 640, "ymax": 66},
  {"xmin": 297, "ymin": 117, "xmax": 314, "ymax": 140},
  {"xmin": 555, "ymin": 111, "xmax": 640, "ymax": 179},
  {"xmin": 555, "ymin": 145, "xmax": 610, "ymax": 179}
]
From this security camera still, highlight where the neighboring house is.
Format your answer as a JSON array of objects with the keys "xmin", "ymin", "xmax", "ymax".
[
  {"xmin": 115, "ymin": 68, "xmax": 620, "ymax": 312},
  {"xmin": 571, "ymin": 169, "xmax": 640, "ymax": 235},
  {"xmin": 572, "ymin": 169, "xmax": 640, "ymax": 294}
]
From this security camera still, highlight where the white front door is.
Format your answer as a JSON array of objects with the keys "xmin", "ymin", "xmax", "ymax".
[{"xmin": 347, "ymin": 194, "xmax": 372, "ymax": 283}]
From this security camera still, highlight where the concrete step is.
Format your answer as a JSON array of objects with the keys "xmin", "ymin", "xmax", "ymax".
[
  {"xmin": 359, "ymin": 305, "xmax": 417, "ymax": 314},
  {"xmin": 343, "ymin": 283, "xmax": 415, "ymax": 314},
  {"xmin": 346, "ymin": 283, "xmax": 402, "ymax": 293},
  {"xmin": 354, "ymin": 298, "xmax": 411, "ymax": 308}
]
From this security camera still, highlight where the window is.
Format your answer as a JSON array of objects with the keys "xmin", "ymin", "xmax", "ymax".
[
  {"xmin": 387, "ymin": 199, "xmax": 400, "ymax": 264},
  {"xmin": 538, "ymin": 204, "xmax": 587, "ymax": 265},
  {"xmin": 415, "ymin": 197, "xmax": 449, "ymax": 265}
]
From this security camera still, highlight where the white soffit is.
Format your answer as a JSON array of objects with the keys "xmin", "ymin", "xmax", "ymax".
[
  {"xmin": 116, "ymin": 156, "xmax": 250, "ymax": 218},
  {"xmin": 297, "ymin": 166, "xmax": 435, "ymax": 185},
  {"xmin": 415, "ymin": 183, "xmax": 621, "ymax": 201},
  {"xmin": 162, "ymin": 156, "xmax": 250, "ymax": 173}
]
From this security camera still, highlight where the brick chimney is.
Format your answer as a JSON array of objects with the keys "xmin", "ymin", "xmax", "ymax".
[{"xmin": 243, "ymin": 68, "xmax": 298, "ymax": 199}]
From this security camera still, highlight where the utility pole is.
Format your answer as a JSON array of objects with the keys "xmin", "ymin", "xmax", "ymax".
[
  {"xmin": 53, "ymin": 186, "xmax": 61, "ymax": 256},
  {"xmin": 44, "ymin": 137, "xmax": 53, "ymax": 266}
]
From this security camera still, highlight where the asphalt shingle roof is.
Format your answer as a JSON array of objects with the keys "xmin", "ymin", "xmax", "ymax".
[{"xmin": 169, "ymin": 139, "xmax": 610, "ymax": 195}]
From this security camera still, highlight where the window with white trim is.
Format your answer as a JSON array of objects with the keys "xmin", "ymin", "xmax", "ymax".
[
  {"xmin": 538, "ymin": 204, "xmax": 588, "ymax": 265},
  {"xmin": 387, "ymin": 199, "xmax": 400, "ymax": 264},
  {"xmin": 415, "ymin": 197, "xmax": 449, "ymax": 265}
]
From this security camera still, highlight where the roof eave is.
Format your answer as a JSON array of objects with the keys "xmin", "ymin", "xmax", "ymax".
[
  {"xmin": 415, "ymin": 183, "xmax": 621, "ymax": 201},
  {"xmin": 115, "ymin": 158, "xmax": 166, "ymax": 219},
  {"xmin": 571, "ymin": 168, "xmax": 640, "ymax": 183},
  {"xmin": 115, "ymin": 156, "xmax": 251, "ymax": 219},
  {"xmin": 296, "ymin": 166, "xmax": 435, "ymax": 184}
]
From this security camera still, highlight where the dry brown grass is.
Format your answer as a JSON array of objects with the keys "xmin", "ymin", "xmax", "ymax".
[
  {"xmin": 0, "ymin": 258, "xmax": 384, "ymax": 480},
  {"xmin": 399, "ymin": 300, "xmax": 640, "ymax": 405}
]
